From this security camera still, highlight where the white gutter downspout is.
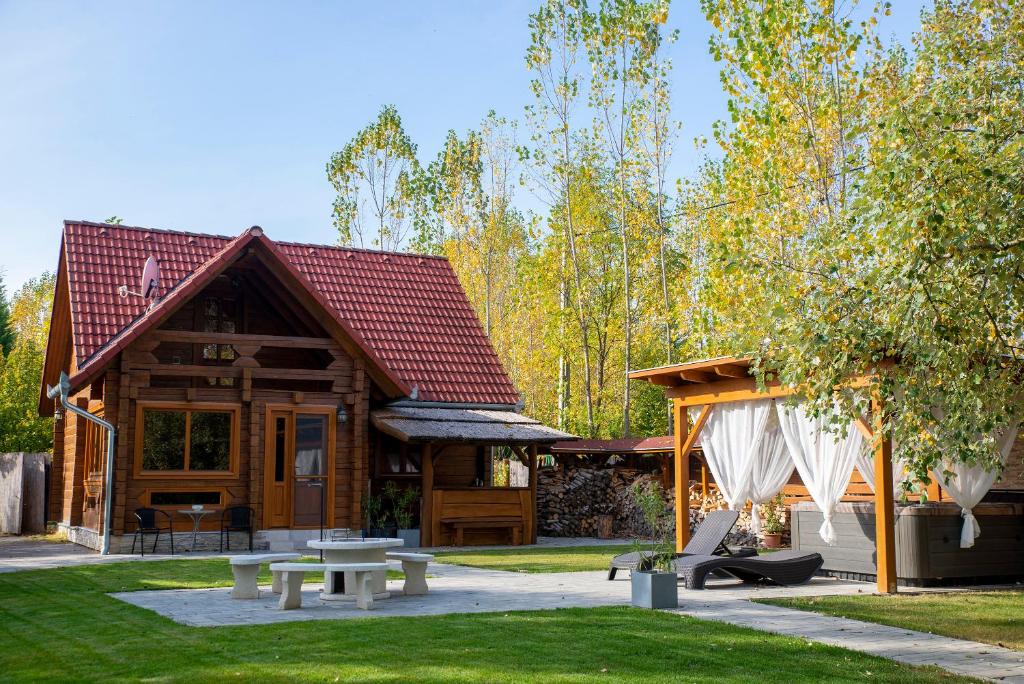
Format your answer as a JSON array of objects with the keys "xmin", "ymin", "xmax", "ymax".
[{"xmin": 47, "ymin": 371, "xmax": 117, "ymax": 555}]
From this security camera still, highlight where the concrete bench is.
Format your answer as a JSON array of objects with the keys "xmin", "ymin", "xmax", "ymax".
[
  {"xmin": 386, "ymin": 552, "xmax": 434, "ymax": 596},
  {"xmin": 269, "ymin": 562, "xmax": 387, "ymax": 610},
  {"xmin": 229, "ymin": 553, "xmax": 301, "ymax": 599}
]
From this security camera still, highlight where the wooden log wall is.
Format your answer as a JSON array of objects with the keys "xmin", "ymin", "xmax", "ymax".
[{"xmin": 102, "ymin": 328, "xmax": 367, "ymax": 535}]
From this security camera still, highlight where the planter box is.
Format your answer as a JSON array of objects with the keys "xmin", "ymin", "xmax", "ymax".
[
  {"xmin": 367, "ymin": 526, "xmax": 398, "ymax": 539},
  {"xmin": 791, "ymin": 501, "xmax": 1024, "ymax": 586},
  {"xmin": 398, "ymin": 528, "xmax": 420, "ymax": 548},
  {"xmin": 630, "ymin": 570, "xmax": 678, "ymax": 609}
]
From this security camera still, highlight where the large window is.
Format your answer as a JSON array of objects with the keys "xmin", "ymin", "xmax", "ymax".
[{"xmin": 136, "ymin": 404, "xmax": 238, "ymax": 475}]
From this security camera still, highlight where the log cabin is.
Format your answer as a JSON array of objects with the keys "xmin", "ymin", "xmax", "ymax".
[{"xmin": 40, "ymin": 221, "xmax": 574, "ymax": 553}]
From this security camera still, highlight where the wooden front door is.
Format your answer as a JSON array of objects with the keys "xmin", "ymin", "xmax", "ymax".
[{"xmin": 264, "ymin": 407, "xmax": 335, "ymax": 529}]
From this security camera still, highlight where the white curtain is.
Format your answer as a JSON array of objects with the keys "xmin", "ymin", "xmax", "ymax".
[
  {"xmin": 690, "ymin": 399, "xmax": 773, "ymax": 511},
  {"xmin": 746, "ymin": 407, "xmax": 795, "ymax": 534},
  {"xmin": 932, "ymin": 424, "xmax": 1018, "ymax": 549},
  {"xmin": 777, "ymin": 401, "xmax": 864, "ymax": 545},
  {"xmin": 855, "ymin": 444, "xmax": 907, "ymax": 495}
]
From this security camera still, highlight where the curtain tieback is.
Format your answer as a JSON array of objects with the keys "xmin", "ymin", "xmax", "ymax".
[
  {"xmin": 818, "ymin": 511, "xmax": 837, "ymax": 547},
  {"xmin": 959, "ymin": 508, "xmax": 981, "ymax": 549}
]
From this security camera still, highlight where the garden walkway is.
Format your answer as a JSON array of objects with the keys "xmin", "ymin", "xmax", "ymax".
[
  {"xmin": 674, "ymin": 589, "xmax": 1024, "ymax": 682},
  {"xmin": 0, "ymin": 536, "xmax": 195, "ymax": 573}
]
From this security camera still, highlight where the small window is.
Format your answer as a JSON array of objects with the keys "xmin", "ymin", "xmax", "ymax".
[
  {"xmin": 149, "ymin": 491, "xmax": 222, "ymax": 507},
  {"xmin": 201, "ymin": 296, "xmax": 237, "ymax": 363},
  {"xmin": 137, "ymin": 405, "xmax": 237, "ymax": 474},
  {"xmin": 376, "ymin": 434, "xmax": 421, "ymax": 476},
  {"xmin": 83, "ymin": 412, "xmax": 106, "ymax": 478}
]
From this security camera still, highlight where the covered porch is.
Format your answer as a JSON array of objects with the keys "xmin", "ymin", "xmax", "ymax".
[{"xmin": 370, "ymin": 405, "xmax": 576, "ymax": 547}]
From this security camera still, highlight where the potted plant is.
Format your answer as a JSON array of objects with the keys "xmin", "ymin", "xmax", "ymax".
[
  {"xmin": 760, "ymin": 493, "xmax": 786, "ymax": 549},
  {"xmin": 363, "ymin": 491, "xmax": 397, "ymax": 538},
  {"xmin": 629, "ymin": 480, "xmax": 678, "ymax": 609},
  {"xmin": 385, "ymin": 481, "xmax": 421, "ymax": 547}
]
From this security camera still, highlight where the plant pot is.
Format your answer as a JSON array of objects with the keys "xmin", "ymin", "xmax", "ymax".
[
  {"xmin": 630, "ymin": 570, "xmax": 678, "ymax": 609},
  {"xmin": 368, "ymin": 525, "xmax": 398, "ymax": 539},
  {"xmin": 397, "ymin": 528, "xmax": 420, "ymax": 548},
  {"xmin": 762, "ymin": 532, "xmax": 783, "ymax": 549}
]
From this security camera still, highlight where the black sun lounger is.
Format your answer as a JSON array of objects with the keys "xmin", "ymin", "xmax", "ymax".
[
  {"xmin": 672, "ymin": 549, "xmax": 824, "ymax": 589},
  {"xmin": 608, "ymin": 509, "xmax": 756, "ymax": 580}
]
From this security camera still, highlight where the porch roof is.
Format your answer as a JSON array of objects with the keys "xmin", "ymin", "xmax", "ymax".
[
  {"xmin": 370, "ymin": 406, "xmax": 577, "ymax": 445},
  {"xmin": 549, "ymin": 435, "xmax": 690, "ymax": 455}
]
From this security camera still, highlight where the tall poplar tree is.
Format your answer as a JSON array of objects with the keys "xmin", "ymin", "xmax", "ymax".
[
  {"xmin": 525, "ymin": 0, "xmax": 597, "ymax": 434},
  {"xmin": 326, "ymin": 105, "xmax": 425, "ymax": 252},
  {"xmin": 589, "ymin": 0, "xmax": 663, "ymax": 436}
]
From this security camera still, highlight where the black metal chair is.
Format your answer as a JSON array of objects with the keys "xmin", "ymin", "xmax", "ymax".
[
  {"xmin": 131, "ymin": 507, "xmax": 174, "ymax": 556},
  {"xmin": 219, "ymin": 505, "xmax": 254, "ymax": 552}
]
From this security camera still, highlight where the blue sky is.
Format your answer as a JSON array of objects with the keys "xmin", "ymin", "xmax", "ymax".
[{"xmin": 0, "ymin": 1, "xmax": 928, "ymax": 292}]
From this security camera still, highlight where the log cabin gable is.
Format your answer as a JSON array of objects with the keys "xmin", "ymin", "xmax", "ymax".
[
  {"xmin": 56, "ymin": 227, "xmax": 408, "ymax": 405},
  {"xmin": 108, "ymin": 245, "xmax": 379, "ymax": 536}
]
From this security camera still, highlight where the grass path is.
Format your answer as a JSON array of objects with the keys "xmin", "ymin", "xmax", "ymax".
[
  {"xmin": 0, "ymin": 559, "xmax": 977, "ymax": 682},
  {"xmin": 760, "ymin": 590, "xmax": 1024, "ymax": 651}
]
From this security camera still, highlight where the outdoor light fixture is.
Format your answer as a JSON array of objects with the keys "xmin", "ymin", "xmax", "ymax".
[
  {"xmin": 53, "ymin": 404, "xmax": 63, "ymax": 421},
  {"xmin": 337, "ymin": 402, "xmax": 348, "ymax": 425}
]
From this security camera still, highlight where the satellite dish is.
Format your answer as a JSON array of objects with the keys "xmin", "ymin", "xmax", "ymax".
[
  {"xmin": 118, "ymin": 256, "xmax": 161, "ymax": 309},
  {"xmin": 141, "ymin": 256, "xmax": 160, "ymax": 300}
]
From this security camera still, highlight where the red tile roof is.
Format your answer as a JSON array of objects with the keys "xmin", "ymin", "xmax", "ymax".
[{"xmin": 60, "ymin": 221, "xmax": 520, "ymax": 405}]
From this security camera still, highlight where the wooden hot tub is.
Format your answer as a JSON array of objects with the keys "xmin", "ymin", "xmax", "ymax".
[{"xmin": 791, "ymin": 500, "xmax": 1024, "ymax": 586}]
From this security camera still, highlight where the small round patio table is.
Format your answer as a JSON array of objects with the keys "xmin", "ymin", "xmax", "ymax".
[
  {"xmin": 308, "ymin": 538, "xmax": 404, "ymax": 601},
  {"xmin": 177, "ymin": 508, "xmax": 213, "ymax": 552}
]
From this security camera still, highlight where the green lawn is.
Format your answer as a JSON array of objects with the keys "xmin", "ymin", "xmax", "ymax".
[
  {"xmin": 760, "ymin": 590, "xmax": 1024, "ymax": 652},
  {"xmin": 433, "ymin": 544, "xmax": 635, "ymax": 573},
  {"xmin": 0, "ymin": 560, "xmax": 976, "ymax": 682}
]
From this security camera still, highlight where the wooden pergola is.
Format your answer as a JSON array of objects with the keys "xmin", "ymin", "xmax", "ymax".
[{"xmin": 630, "ymin": 356, "xmax": 899, "ymax": 594}]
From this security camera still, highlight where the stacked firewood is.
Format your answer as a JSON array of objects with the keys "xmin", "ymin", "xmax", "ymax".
[{"xmin": 537, "ymin": 460, "xmax": 759, "ymax": 546}]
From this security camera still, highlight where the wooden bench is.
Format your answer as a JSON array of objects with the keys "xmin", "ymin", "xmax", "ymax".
[
  {"xmin": 269, "ymin": 562, "xmax": 387, "ymax": 610},
  {"xmin": 229, "ymin": 553, "xmax": 301, "ymax": 599},
  {"xmin": 386, "ymin": 552, "xmax": 434, "ymax": 595},
  {"xmin": 441, "ymin": 516, "xmax": 523, "ymax": 546}
]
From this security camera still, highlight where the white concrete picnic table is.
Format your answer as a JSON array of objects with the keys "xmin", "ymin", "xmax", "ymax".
[{"xmin": 307, "ymin": 538, "xmax": 404, "ymax": 600}]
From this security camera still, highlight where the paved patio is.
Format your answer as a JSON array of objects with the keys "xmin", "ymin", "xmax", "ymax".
[{"xmin": 112, "ymin": 560, "xmax": 862, "ymax": 626}]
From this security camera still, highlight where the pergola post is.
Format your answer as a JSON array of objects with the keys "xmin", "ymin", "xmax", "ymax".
[
  {"xmin": 528, "ymin": 444, "xmax": 538, "ymax": 544},
  {"xmin": 421, "ymin": 443, "xmax": 434, "ymax": 547},
  {"xmin": 673, "ymin": 400, "xmax": 689, "ymax": 552},
  {"xmin": 672, "ymin": 401, "xmax": 712, "ymax": 553},
  {"xmin": 872, "ymin": 395, "xmax": 898, "ymax": 594}
]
